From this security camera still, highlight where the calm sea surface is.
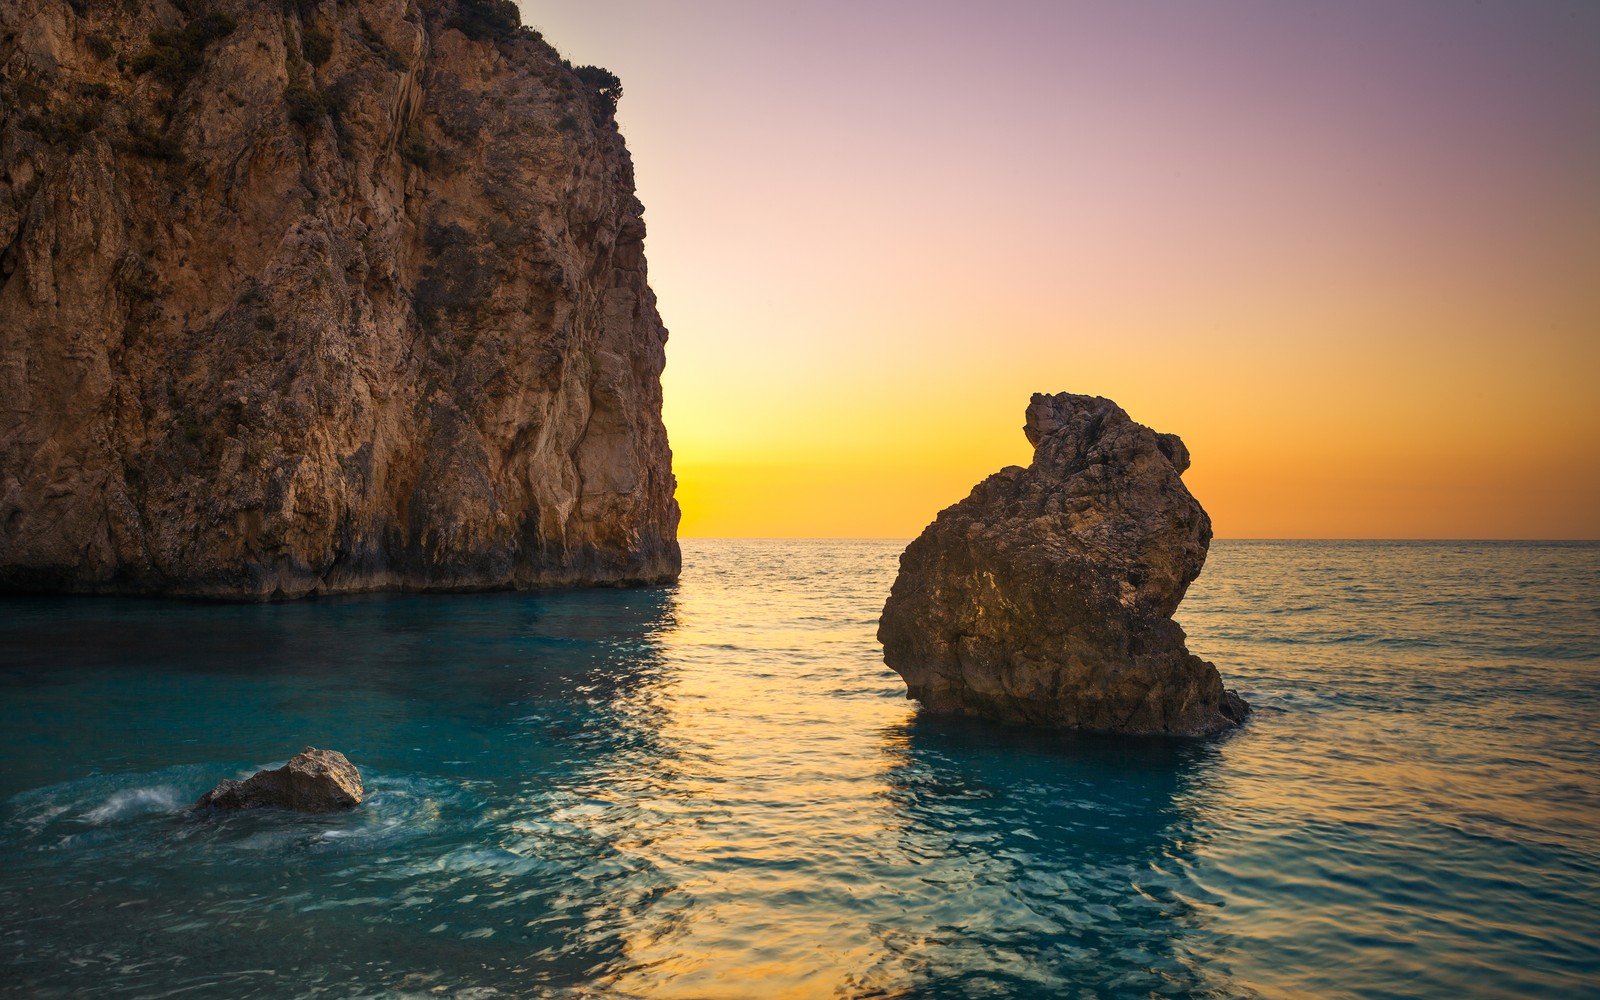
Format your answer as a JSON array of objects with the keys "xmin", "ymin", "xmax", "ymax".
[{"xmin": 1, "ymin": 539, "xmax": 1597, "ymax": 999}]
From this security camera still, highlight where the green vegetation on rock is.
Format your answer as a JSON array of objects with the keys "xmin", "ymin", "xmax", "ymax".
[
  {"xmin": 131, "ymin": 12, "xmax": 236, "ymax": 89},
  {"xmin": 449, "ymin": 0, "xmax": 522, "ymax": 41},
  {"xmin": 573, "ymin": 65, "xmax": 623, "ymax": 113}
]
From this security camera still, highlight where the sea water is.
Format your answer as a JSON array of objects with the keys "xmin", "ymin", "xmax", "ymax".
[{"xmin": 1, "ymin": 540, "xmax": 1597, "ymax": 999}]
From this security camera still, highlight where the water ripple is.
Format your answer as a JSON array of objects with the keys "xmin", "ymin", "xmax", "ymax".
[{"xmin": 0, "ymin": 540, "xmax": 1597, "ymax": 996}]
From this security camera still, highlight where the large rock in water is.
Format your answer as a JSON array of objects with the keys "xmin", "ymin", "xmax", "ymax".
[
  {"xmin": 0, "ymin": 0, "xmax": 678, "ymax": 597},
  {"xmin": 879, "ymin": 392, "xmax": 1248, "ymax": 736},
  {"xmin": 195, "ymin": 747, "xmax": 363, "ymax": 812}
]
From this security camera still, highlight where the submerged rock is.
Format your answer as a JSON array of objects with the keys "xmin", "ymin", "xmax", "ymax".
[
  {"xmin": 878, "ymin": 392, "xmax": 1248, "ymax": 736},
  {"xmin": 196, "ymin": 747, "xmax": 363, "ymax": 813},
  {"xmin": 0, "ymin": 0, "xmax": 678, "ymax": 598}
]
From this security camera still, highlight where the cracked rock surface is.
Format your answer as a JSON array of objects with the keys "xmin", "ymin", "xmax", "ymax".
[
  {"xmin": 0, "ymin": 0, "xmax": 678, "ymax": 597},
  {"xmin": 879, "ymin": 392, "xmax": 1248, "ymax": 736}
]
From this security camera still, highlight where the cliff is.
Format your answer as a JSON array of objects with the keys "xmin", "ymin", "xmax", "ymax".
[
  {"xmin": 879, "ymin": 393, "xmax": 1248, "ymax": 736},
  {"xmin": 0, "ymin": 0, "xmax": 679, "ymax": 597}
]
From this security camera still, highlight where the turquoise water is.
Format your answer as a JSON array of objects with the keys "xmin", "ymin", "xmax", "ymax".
[{"xmin": 2, "ymin": 539, "xmax": 1597, "ymax": 998}]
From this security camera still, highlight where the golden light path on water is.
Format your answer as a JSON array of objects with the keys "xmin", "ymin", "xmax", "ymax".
[
  {"xmin": 1, "ymin": 540, "xmax": 1595, "ymax": 997},
  {"xmin": 575, "ymin": 540, "xmax": 1599, "ymax": 998},
  {"xmin": 594, "ymin": 543, "xmax": 921, "ymax": 998}
]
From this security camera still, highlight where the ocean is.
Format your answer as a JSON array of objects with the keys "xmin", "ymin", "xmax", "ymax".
[{"xmin": 1, "ymin": 539, "xmax": 1597, "ymax": 998}]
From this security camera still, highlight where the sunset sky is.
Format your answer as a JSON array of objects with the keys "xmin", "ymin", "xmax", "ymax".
[{"xmin": 524, "ymin": 0, "xmax": 1599, "ymax": 539}]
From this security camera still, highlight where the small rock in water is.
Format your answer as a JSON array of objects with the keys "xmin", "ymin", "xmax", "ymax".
[
  {"xmin": 878, "ymin": 392, "xmax": 1249, "ymax": 736},
  {"xmin": 195, "ymin": 748, "xmax": 363, "ymax": 813}
]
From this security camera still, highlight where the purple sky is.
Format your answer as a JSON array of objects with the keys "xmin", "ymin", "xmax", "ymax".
[{"xmin": 517, "ymin": 1, "xmax": 1599, "ymax": 537}]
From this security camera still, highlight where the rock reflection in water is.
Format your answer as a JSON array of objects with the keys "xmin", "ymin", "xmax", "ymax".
[{"xmin": 860, "ymin": 716, "xmax": 1237, "ymax": 998}]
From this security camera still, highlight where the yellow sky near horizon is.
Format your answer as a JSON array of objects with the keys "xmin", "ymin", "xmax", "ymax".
[{"xmin": 525, "ymin": 0, "xmax": 1600, "ymax": 539}]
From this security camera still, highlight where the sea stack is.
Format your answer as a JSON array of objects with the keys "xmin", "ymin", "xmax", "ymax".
[
  {"xmin": 879, "ymin": 392, "xmax": 1248, "ymax": 736},
  {"xmin": 0, "ymin": 0, "xmax": 678, "ymax": 597}
]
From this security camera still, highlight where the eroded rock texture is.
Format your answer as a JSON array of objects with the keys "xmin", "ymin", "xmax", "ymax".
[
  {"xmin": 879, "ymin": 393, "xmax": 1248, "ymax": 736},
  {"xmin": 0, "ymin": 0, "xmax": 678, "ymax": 597},
  {"xmin": 195, "ymin": 747, "xmax": 363, "ymax": 812}
]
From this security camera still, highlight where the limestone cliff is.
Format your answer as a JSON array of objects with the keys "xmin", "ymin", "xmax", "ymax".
[
  {"xmin": 0, "ymin": 0, "xmax": 679, "ymax": 597},
  {"xmin": 879, "ymin": 393, "xmax": 1248, "ymax": 736}
]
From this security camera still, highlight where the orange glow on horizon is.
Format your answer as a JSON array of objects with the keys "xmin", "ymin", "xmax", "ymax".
[{"xmin": 525, "ymin": 1, "xmax": 1600, "ymax": 540}]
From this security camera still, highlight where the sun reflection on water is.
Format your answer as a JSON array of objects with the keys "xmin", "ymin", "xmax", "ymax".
[
  {"xmin": 596, "ymin": 544, "xmax": 921, "ymax": 997},
  {"xmin": 581, "ymin": 541, "xmax": 1240, "ymax": 999},
  {"xmin": 1, "ymin": 540, "xmax": 1596, "ymax": 997}
]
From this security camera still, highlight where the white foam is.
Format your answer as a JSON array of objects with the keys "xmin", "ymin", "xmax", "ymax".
[{"xmin": 81, "ymin": 786, "xmax": 182, "ymax": 824}]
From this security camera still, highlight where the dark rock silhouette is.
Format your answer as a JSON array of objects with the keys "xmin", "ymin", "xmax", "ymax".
[
  {"xmin": 879, "ymin": 392, "xmax": 1248, "ymax": 736},
  {"xmin": 196, "ymin": 747, "xmax": 363, "ymax": 812}
]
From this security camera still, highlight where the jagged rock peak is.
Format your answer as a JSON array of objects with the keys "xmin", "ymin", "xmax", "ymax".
[
  {"xmin": 0, "ymin": 0, "xmax": 679, "ymax": 598},
  {"xmin": 878, "ymin": 392, "xmax": 1248, "ymax": 736}
]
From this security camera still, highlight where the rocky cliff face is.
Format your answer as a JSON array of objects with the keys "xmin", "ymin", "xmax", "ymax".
[
  {"xmin": 0, "ymin": 0, "xmax": 679, "ymax": 597},
  {"xmin": 879, "ymin": 393, "xmax": 1248, "ymax": 736}
]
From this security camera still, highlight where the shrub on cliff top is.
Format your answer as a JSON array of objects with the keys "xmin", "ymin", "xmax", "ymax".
[
  {"xmin": 573, "ymin": 65, "xmax": 622, "ymax": 113},
  {"xmin": 449, "ymin": 0, "xmax": 522, "ymax": 41}
]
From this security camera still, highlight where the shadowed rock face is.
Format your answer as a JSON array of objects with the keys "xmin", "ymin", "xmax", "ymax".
[
  {"xmin": 878, "ymin": 392, "xmax": 1248, "ymax": 737},
  {"xmin": 196, "ymin": 747, "xmax": 363, "ymax": 812},
  {"xmin": 0, "ymin": 0, "xmax": 678, "ymax": 598}
]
